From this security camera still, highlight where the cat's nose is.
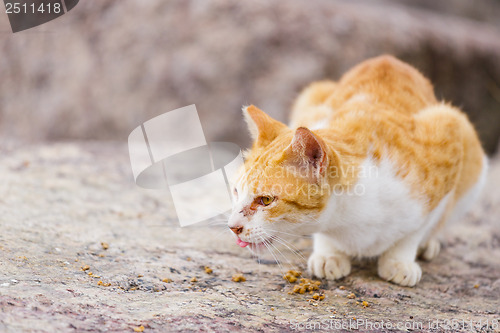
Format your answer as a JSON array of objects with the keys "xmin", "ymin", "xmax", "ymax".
[{"xmin": 230, "ymin": 226, "xmax": 244, "ymax": 235}]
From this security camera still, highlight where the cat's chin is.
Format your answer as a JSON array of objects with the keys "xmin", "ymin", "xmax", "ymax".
[
  {"xmin": 248, "ymin": 241, "xmax": 268, "ymax": 253},
  {"xmin": 236, "ymin": 237, "xmax": 273, "ymax": 254}
]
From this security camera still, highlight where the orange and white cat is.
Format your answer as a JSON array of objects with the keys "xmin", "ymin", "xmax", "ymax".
[{"xmin": 228, "ymin": 55, "xmax": 487, "ymax": 286}]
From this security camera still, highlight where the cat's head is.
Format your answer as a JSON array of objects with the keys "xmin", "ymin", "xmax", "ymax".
[{"xmin": 228, "ymin": 105, "xmax": 337, "ymax": 253}]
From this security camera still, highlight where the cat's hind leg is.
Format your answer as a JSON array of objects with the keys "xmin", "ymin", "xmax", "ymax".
[
  {"xmin": 308, "ymin": 233, "xmax": 351, "ymax": 280},
  {"xmin": 418, "ymin": 237, "xmax": 441, "ymax": 261}
]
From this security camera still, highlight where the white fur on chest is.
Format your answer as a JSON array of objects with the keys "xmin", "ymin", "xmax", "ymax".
[{"xmin": 317, "ymin": 156, "xmax": 440, "ymax": 258}]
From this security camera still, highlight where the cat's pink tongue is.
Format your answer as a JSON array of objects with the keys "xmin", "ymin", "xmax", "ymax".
[{"xmin": 236, "ymin": 238, "xmax": 249, "ymax": 248}]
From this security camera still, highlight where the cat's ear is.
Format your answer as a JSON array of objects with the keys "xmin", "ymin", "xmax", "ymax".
[
  {"xmin": 283, "ymin": 127, "xmax": 328, "ymax": 180},
  {"xmin": 243, "ymin": 105, "xmax": 287, "ymax": 146}
]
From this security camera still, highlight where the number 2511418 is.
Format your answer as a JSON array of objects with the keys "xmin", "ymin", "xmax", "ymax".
[{"xmin": 5, "ymin": 2, "xmax": 62, "ymax": 14}]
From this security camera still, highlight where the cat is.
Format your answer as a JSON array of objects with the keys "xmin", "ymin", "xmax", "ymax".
[{"xmin": 227, "ymin": 55, "xmax": 487, "ymax": 287}]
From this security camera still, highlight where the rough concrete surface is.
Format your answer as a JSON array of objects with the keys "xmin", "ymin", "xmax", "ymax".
[{"xmin": 0, "ymin": 142, "xmax": 499, "ymax": 332}]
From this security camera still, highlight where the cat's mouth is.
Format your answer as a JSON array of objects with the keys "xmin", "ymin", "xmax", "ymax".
[{"xmin": 236, "ymin": 237, "xmax": 273, "ymax": 250}]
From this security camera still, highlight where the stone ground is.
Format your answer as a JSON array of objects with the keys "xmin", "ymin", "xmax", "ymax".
[{"xmin": 0, "ymin": 142, "xmax": 499, "ymax": 332}]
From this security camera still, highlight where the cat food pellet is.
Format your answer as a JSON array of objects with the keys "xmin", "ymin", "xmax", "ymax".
[
  {"xmin": 312, "ymin": 293, "xmax": 325, "ymax": 301},
  {"xmin": 81, "ymin": 265, "xmax": 90, "ymax": 271},
  {"xmin": 232, "ymin": 274, "xmax": 246, "ymax": 282},
  {"xmin": 283, "ymin": 270, "xmax": 302, "ymax": 283},
  {"xmin": 362, "ymin": 301, "xmax": 369, "ymax": 307},
  {"xmin": 347, "ymin": 293, "xmax": 356, "ymax": 299},
  {"xmin": 162, "ymin": 278, "xmax": 172, "ymax": 283},
  {"xmin": 339, "ymin": 286, "xmax": 346, "ymax": 290},
  {"xmin": 290, "ymin": 277, "xmax": 321, "ymax": 294},
  {"xmin": 97, "ymin": 280, "xmax": 111, "ymax": 287},
  {"xmin": 190, "ymin": 277, "xmax": 198, "ymax": 283},
  {"xmin": 101, "ymin": 242, "xmax": 109, "ymax": 250},
  {"xmin": 473, "ymin": 284, "xmax": 479, "ymax": 288},
  {"xmin": 137, "ymin": 274, "xmax": 143, "ymax": 278},
  {"xmin": 204, "ymin": 266, "xmax": 213, "ymax": 274},
  {"xmin": 133, "ymin": 325, "xmax": 145, "ymax": 332}
]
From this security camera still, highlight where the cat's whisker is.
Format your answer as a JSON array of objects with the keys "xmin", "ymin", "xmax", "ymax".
[
  {"xmin": 264, "ymin": 227, "xmax": 310, "ymax": 239},
  {"xmin": 265, "ymin": 235, "xmax": 296, "ymax": 269},
  {"xmin": 256, "ymin": 230, "xmax": 299, "ymax": 272},
  {"xmin": 269, "ymin": 234, "xmax": 308, "ymax": 263},
  {"xmin": 208, "ymin": 226, "xmax": 233, "ymax": 241},
  {"xmin": 259, "ymin": 235, "xmax": 287, "ymax": 276},
  {"xmin": 261, "ymin": 233, "xmax": 307, "ymax": 267}
]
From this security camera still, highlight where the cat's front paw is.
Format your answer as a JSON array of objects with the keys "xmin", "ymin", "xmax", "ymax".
[
  {"xmin": 378, "ymin": 258, "xmax": 422, "ymax": 287},
  {"xmin": 307, "ymin": 252, "xmax": 351, "ymax": 280}
]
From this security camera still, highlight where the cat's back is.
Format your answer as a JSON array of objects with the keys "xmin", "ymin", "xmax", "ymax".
[{"xmin": 330, "ymin": 55, "xmax": 437, "ymax": 115}]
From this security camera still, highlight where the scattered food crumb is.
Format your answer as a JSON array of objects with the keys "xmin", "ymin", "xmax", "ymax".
[
  {"xmin": 347, "ymin": 293, "xmax": 356, "ymax": 299},
  {"xmin": 232, "ymin": 274, "xmax": 246, "ymax": 282},
  {"xmin": 473, "ymin": 284, "xmax": 480, "ymax": 288},
  {"xmin": 101, "ymin": 242, "xmax": 109, "ymax": 250},
  {"xmin": 97, "ymin": 280, "xmax": 111, "ymax": 287},
  {"xmin": 271, "ymin": 307, "xmax": 275, "ymax": 311},
  {"xmin": 204, "ymin": 266, "xmax": 213, "ymax": 274},
  {"xmin": 133, "ymin": 325, "xmax": 145, "ymax": 332},
  {"xmin": 339, "ymin": 286, "xmax": 346, "ymax": 290},
  {"xmin": 137, "ymin": 274, "xmax": 143, "ymax": 278},
  {"xmin": 186, "ymin": 257, "xmax": 192, "ymax": 261},
  {"xmin": 312, "ymin": 293, "xmax": 326, "ymax": 301},
  {"xmin": 290, "ymin": 278, "xmax": 321, "ymax": 294},
  {"xmin": 283, "ymin": 270, "xmax": 301, "ymax": 283},
  {"xmin": 162, "ymin": 278, "xmax": 172, "ymax": 283},
  {"xmin": 362, "ymin": 301, "xmax": 369, "ymax": 307},
  {"xmin": 81, "ymin": 265, "xmax": 90, "ymax": 271},
  {"xmin": 190, "ymin": 277, "xmax": 198, "ymax": 283}
]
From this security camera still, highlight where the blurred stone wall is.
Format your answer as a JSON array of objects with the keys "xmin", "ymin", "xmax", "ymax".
[{"xmin": 1, "ymin": 0, "xmax": 499, "ymax": 153}]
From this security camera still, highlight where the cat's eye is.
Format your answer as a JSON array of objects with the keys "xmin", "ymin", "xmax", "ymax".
[{"xmin": 258, "ymin": 196, "xmax": 274, "ymax": 206}]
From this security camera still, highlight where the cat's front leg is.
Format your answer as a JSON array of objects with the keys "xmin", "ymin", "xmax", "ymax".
[
  {"xmin": 308, "ymin": 233, "xmax": 351, "ymax": 280},
  {"xmin": 378, "ymin": 230, "xmax": 425, "ymax": 287}
]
